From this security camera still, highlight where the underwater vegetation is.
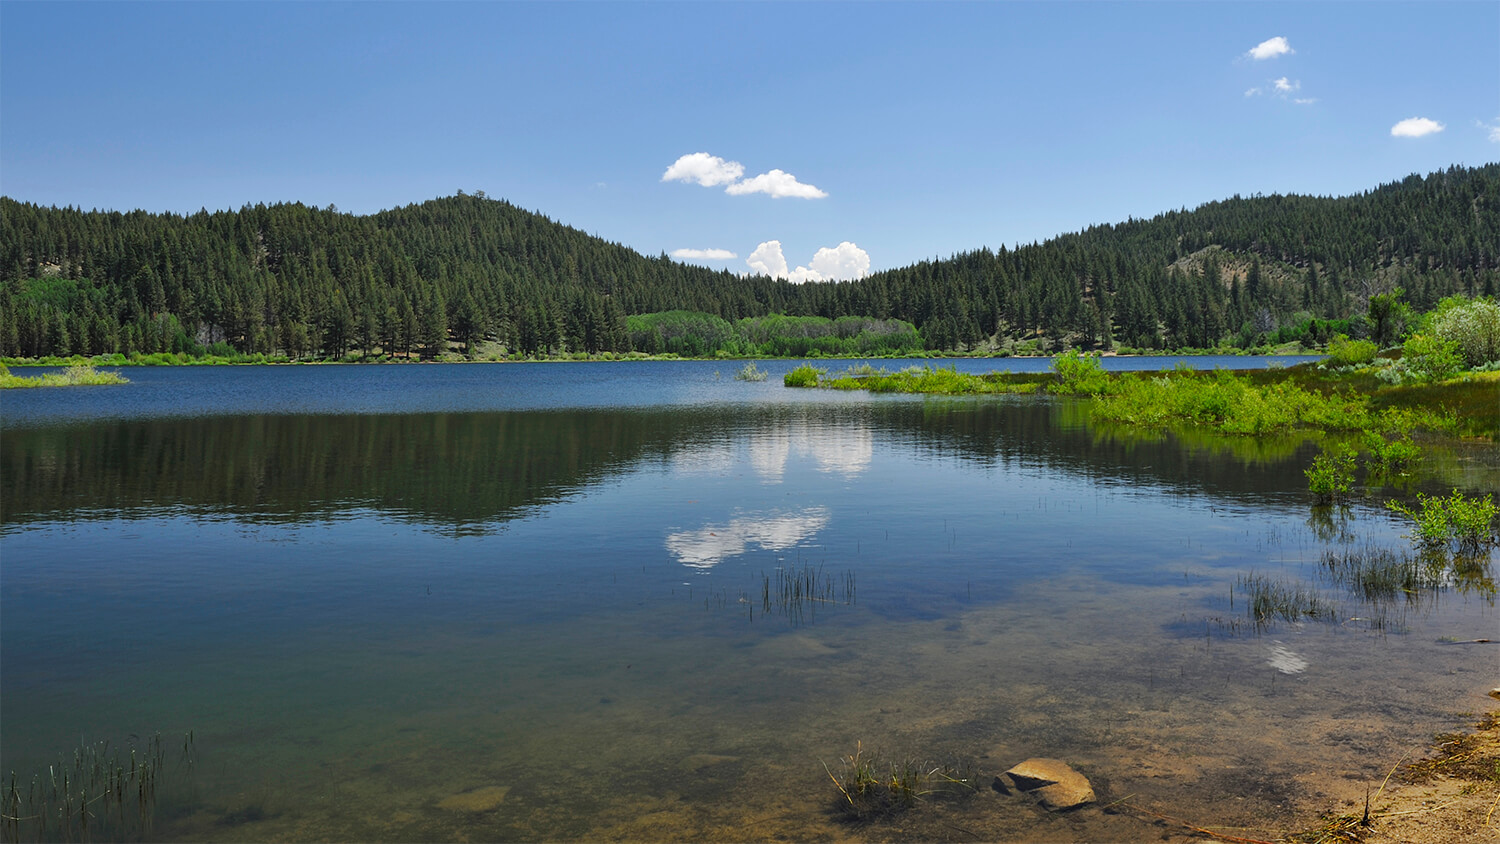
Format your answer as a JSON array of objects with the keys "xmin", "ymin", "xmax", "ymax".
[
  {"xmin": 2, "ymin": 731, "xmax": 195, "ymax": 843},
  {"xmin": 823, "ymin": 742, "xmax": 978, "ymax": 821},
  {"xmin": 703, "ymin": 564, "xmax": 856, "ymax": 626}
]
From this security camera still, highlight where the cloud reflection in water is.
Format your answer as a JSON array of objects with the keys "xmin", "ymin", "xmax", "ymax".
[{"xmin": 665, "ymin": 507, "xmax": 831, "ymax": 569}]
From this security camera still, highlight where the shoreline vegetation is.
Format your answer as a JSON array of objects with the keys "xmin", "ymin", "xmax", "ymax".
[
  {"xmin": 782, "ymin": 293, "xmax": 1500, "ymax": 442},
  {"xmin": 0, "ymin": 337, "xmax": 1320, "ymax": 369},
  {"xmin": 786, "ymin": 354, "xmax": 1499, "ymax": 440},
  {"xmin": 0, "ymin": 362, "xmax": 127, "ymax": 388}
]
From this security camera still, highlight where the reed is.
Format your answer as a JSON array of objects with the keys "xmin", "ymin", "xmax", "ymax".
[
  {"xmin": 761, "ymin": 564, "xmax": 855, "ymax": 626},
  {"xmin": 823, "ymin": 743, "xmax": 977, "ymax": 820},
  {"xmin": 1237, "ymin": 573, "xmax": 1338, "ymax": 628},
  {"xmin": 1320, "ymin": 545, "xmax": 1444, "ymax": 605},
  {"xmin": 1, "ymin": 731, "xmax": 194, "ymax": 843}
]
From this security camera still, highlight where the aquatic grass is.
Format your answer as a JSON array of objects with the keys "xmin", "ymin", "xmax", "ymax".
[
  {"xmin": 817, "ymin": 365, "xmax": 1042, "ymax": 395},
  {"xmin": 1320, "ymin": 546, "xmax": 1446, "ymax": 605},
  {"xmin": 1237, "ymin": 573, "xmax": 1338, "ymax": 628},
  {"xmin": 762, "ymin": 564, "xmax": 855, "ymax": 626},
  {"xmin": 823, "ymin": 743, "xmax": 977, "ymax": 820},
  {"xmin": 0, "ymin": 363, "xmax": 129, "ymax": 389},
  {"xmin": 1090, "ymin": 369, "xmax": 1375, "ymax": 435},
  {"xmin": 2, "ymin": 731, "xmax": 195, "ymax": 843}
]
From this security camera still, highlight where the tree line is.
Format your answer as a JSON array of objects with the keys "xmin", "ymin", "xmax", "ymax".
[{"xmin": 2, "ymin": 164, "xmax": 1496, "ymax": 359}]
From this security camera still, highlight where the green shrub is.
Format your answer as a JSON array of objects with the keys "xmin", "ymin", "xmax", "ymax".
[
  {"xmin": 1428, "ymin": 296, "xmax": 1500, "ymax": 369},
  {"xmin": 1306, "ymin": 445, "xmax": 1357, "ymax": 504},
  {"xmin": 1387, "ymin": 489, "xmax": 1498, "ymax": 552},
  {"xmin": 1051, "ymin": 349, "xmax": 1109, "ymax": 394},
  {"xmin": 1325, "ymin": 334, "xmax": 1378, "ymax": 367},
  {"xmin": 1362, "ymin": 430, "xmax": 1421, "ymax": 473},
  {"xmin": 1401, "ymin": 333, "xmax": 1462, "ymax": 383},
  {"xmin": 784, "ymin": 364, "xmax": 823, "ymax": 388},
  {"xmin": 734, "ymin": 362, "xmax": 768, "ymax": 382}
]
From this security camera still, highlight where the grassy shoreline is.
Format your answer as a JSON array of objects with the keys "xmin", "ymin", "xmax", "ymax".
[
  {"xmin": 0, "ymin": 363, "xmax": 129, "ymax": 388},
  {"xmin": 786, "ymin": 357, "xmax": 1499, "ymax": 441}
]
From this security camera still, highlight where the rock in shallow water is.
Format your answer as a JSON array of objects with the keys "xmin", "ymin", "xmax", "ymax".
[
  {"xmin": 999, "ymin": 757, "xmax": 1095, "ymax": 810},
  {"xmin": 437, "ymin": 785, "xmax": 510, "ymax": 812}
]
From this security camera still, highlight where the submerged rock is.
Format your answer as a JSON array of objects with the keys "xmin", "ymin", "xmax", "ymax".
[
  {"xmin": 437, "ymin": 785, "xmax": 510, "ymax": 812},
  {"xmin": 998, "ymin": 758, "xmax": 1095, "ymax": 810}
]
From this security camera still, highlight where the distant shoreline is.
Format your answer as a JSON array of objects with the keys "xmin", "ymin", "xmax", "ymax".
[{"xmin": 2, "ymin": 347, "xmax": 1322, "ymax": 368}]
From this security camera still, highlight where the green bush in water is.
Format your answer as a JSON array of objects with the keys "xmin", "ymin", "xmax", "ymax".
[
  {"xmin": 784, "ymin": 364, "xmax": 823, "ymax": 388},
  {"xmin": 1387, "ymin": 489, "xmax": 1498, "ymax": 552},
  {"xmin": 1305, "ymin": 445, "xmax": 1356, "ymax": 504}
]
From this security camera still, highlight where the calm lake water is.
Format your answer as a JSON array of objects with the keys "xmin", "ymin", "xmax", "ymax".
[{"xmin": 2, "ymin": 359, "xmax": 1495, "ymax": 842}]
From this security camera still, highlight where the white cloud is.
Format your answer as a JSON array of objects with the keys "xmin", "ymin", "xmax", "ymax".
[
  {"xmin": 662, "ymin": 152, "xmax": 744, "ymax": 187},
  {"xmin": 1293, "ymin": 98, "xmax": 1317, "ymax": 106},
  {"xmin": 671, "ymin": 248, "xmax": 737, "ymax": 260},
  {"xmin": 1273, "ymin": 77, "xmax": 1298, "ymax": 93},
  {"xmin": 808, "ymin": 242, "xmax": 871, "ymax": 281},
  {"xmin": 1390, "ymin": 117, "xmax": 1445, "ymax": 138},
  {"xmin": 746, "ymin": 240, "xmax": 790, "ymax": 278},
  {"xmin": 1244, "ymin": 87, "xmax": 1263, "ymax": 98},
  {"xmin": 1481, "ymin": 118, "xmax": 1500, "ymax": 143},
  {"xmin": 724, "ymin": 169, "xmax": 828, "ymax": 199},
  {"xmin": 1247, "ymin": 36, "xmax": 1293, "ymax": 60},
  {"xmin": 746, "ymin": 240, "xmax": 870, "ymax": 283}
]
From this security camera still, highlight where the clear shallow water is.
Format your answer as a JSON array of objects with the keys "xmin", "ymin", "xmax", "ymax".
[{"xmin": 2, "ymin": 359, "xmax": 1494, "ymax": 842}]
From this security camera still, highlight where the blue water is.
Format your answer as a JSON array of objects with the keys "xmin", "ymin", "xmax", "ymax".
[
  {"xmin": 0, "ymin": 355, "xmax": 1321, "ymax": 427},
  {"xmin": 2, "ymin": 359, "xmax": 1491, "ymax": 843}
]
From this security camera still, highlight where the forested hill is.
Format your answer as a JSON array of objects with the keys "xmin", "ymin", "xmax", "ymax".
[{"xmin": 2, "ymin": 164, "xmax": 1497, "ymax": 360}]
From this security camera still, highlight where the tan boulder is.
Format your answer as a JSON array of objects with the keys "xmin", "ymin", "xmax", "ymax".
[{"xmin": 1000, "ymin": 757, "xmax": 1094, "ymax": 810}]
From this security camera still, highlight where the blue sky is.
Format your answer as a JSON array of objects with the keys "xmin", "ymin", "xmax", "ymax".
[{"xmin": 3, "ymin": 2, "xmax": 1496, "ymax": 280}]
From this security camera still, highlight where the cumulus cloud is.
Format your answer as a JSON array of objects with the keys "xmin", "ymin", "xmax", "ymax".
[
  {"xmin": 1247, "ymin": 36, "xmax": 1293, "ymax": 60},
  {"xmin": 661, "ymin": 152, "xmax": 744, "ymax": 187},
  {"xmin": 671, "ymin": 248, "xmax": 737, "ymax": 260},
  {"xmin": 746, "ymin": 240, "xmax": 790, "ymax": 279},
  {"xmin": 1293, "ymin": 98, "xmax": 1318, "ymax": 106},
  {"xmin": 1244, "ymin": 87, "xmax": 1263, "ymax": 98},
  {"xmin": 746, "ymin": 240, "xmax": 870, "ymax": 283},
  {"xmin": 808, "ymin": 242, "xmax": 871, "ymax": 280},
  {"xmin": 1390, "ymin": 117, "xmax": 1445, "ymax": 138},
  {"xmin": 1480, "ymin": 118, "xmax": 1500, "ymax": 143},
  {"xmin": 724, "ymin": 169, "xmax": 828, "ymax": 199},
  {"xmin": 662, "ymin": 153, "xmax": 828, "ymax": 199},
  {"xmin": 1273, "ymin": 77, "xmax": 1298, "ymax": 93}
]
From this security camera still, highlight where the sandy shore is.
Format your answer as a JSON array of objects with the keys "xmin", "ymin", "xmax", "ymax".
[{"xmin": 1287, "ymin": 705, "xmax": 1500, "ymax": 844}]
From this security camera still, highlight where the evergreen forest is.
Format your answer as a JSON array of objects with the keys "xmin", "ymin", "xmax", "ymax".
[{"xmin": 2, "ymin": 164, "xmax": 1496, "ymax": 361}]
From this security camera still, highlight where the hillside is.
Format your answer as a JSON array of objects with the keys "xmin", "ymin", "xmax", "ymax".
[{"xmin": 2, "ymin": 164, "xmax": 1496, "ymax": 359}]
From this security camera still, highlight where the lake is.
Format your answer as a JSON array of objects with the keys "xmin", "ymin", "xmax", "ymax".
[{"xmin": 2, "ymin": 359, "xmax": 1495, "ymax": 842}]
